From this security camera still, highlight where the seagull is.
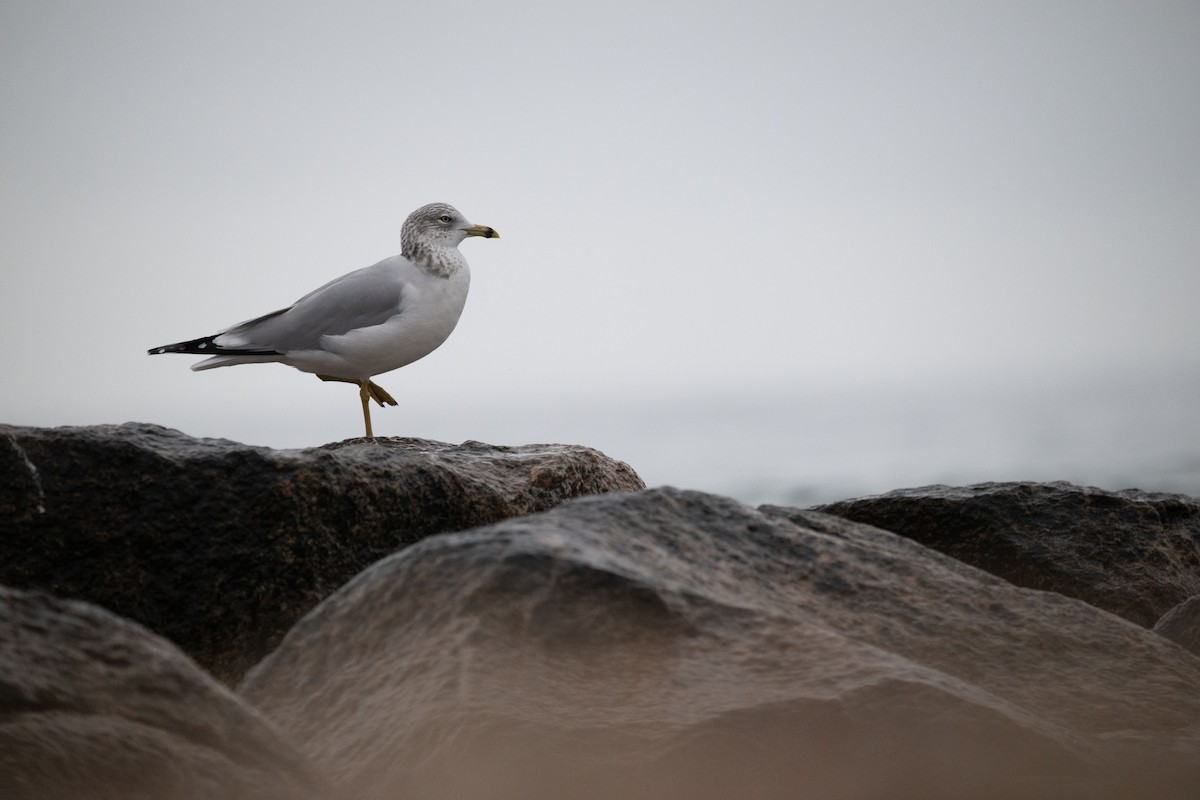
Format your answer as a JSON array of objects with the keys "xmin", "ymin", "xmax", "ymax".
[{"xmin": 149, "ymin": 202, "xmax": 498, "ymax": 438}]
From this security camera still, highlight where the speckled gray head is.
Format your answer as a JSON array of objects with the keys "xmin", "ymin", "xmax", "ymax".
[{"xmin": 402, "ymin": 203, "xmax": 499, "ymax": 256}]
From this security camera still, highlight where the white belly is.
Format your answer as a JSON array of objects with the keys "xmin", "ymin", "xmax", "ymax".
[{"xmin": 282, "ymin": 270, "xmax": 470, "ymax": 379}]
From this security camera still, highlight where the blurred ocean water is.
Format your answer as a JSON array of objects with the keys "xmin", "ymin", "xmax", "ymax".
[{"xmin": 496, "ymin": 366, "xmax": 1200, "ymax": 507}]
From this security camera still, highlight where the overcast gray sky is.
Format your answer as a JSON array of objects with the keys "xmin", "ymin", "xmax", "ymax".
[{"xmin": 2, "ymin": 1, "xmax": 1198, "ymax": 494}]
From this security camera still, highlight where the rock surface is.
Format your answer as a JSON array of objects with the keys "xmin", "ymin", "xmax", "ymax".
[
  {"xmin": 1155, "ymin": 595, "xmax": 1200, "ymax": 656},
  {"xmin": 0, "ymin": 585, "xmax": 327, "ymax": 800},
  {"xmin": 814, "ymin": 481, "xmax": 1200, "ymax": 627},
  {"xmin": 0, "ymin": 423, "xmax": 643, "ymax": 682},
  {"xmin": 240, "ymin": 488, "xmax": 1200, "ymax": 800}
]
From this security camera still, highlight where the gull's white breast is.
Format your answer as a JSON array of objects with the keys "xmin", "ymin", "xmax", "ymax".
[{"xmin": 283, "ymin": 264, "xmax": 471, "ymax": 380}]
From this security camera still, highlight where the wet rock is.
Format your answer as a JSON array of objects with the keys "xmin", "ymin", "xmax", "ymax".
[
  {"xmin": 240, "ymin": 488, "xmax": 1200, "ymax": 800},
  {"xmin": 0, "ymin": 585, "xmax": 327, "ymax": 800},
  {"xmin": 1155, "ymin": 595, "xmax": 1200, "ymax": 657},
  {"xmin": 0, "ymin": 423, "xmax": 643, "ymax": 683},
  {"xmin": 814, "ymin": 481, "xmax": 1200, "ymax": 627}
]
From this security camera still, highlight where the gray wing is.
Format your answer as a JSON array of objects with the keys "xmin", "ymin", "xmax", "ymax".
[{"xmin": 219, "ymin": 257, "xmax": 406, "ymax": 353}]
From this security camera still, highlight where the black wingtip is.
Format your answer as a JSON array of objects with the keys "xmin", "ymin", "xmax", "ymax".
[
  {"xmin": 147, "ymin": 335, "xmax": 219, "ymax": 356},
  {"xmin": 147, "ymin": 335, "xmax": 281, "ymax": 357}
]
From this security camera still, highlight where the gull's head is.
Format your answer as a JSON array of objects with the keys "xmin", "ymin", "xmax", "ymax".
[{"xmin": 403, "ymin": 203, "xmax": 499, "ymax": 252}]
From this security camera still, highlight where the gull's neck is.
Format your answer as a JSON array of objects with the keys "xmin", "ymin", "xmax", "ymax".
[{"xmin": 404, "ymin": 241, "xmax": 467, "ymax": 279}]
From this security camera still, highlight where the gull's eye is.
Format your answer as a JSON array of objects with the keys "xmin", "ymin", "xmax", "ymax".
[{"xmin": 437, "ymin": 214, "xmax": 452, "ymax": 223}]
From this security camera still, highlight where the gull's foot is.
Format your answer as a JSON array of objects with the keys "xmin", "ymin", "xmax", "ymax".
[
  {"xmin": 365, "ymin": 380, "xmax": 397, "ymax": 407},
  {"xmin": 316, "ymin": 374, "xmax": 397, "ymax": 407}
]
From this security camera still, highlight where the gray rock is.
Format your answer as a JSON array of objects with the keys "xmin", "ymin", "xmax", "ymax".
[
  {"xmin": 0, "ymin": 585, "xmax": 327, "ymax": 800},
  {"xmin": 241, "ymin": 488, "xmax": 1200, "ymax": 800},
  {"xmin": 813, "ymin": 481, "xmax": 1200, "ymax": 626},
  {"xmin": 0, "ymin": 423, "xmax": 643, "ymax": 683},
  {"xmin": 1155, "ymin": 595, "xmax": 1200, "ymax": 656}
]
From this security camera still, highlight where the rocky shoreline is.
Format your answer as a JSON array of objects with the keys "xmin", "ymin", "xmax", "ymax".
[{"xmin": 3, "ymin": 422, "xmax": 1199, "ymax": 799}]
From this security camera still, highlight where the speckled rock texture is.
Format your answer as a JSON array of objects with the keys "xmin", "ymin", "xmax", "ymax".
[
  {"xmin": 7, "ymin": 422, "xmax": 1199, "ymax": 799},
  {"xmin": 0, "ymin": 423, "xmax": 643, "ymax": 683},
  {"xmin": 1155, "ymin": 595, "xmax": 1200, "ymax": 656},
  {"xmin": 240, "ymin": 488, "xmax": 1200, "ymax": 800},
  {"xmin": 814, "ymin": 481, "xmax": 1200, "ymax": 627},
  {"xmin": 0, "ymin": 586, "xmax": 328, "ymax": 800}
]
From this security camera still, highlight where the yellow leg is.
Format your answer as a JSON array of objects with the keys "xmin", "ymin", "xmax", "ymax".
[
  {"xmin": 316, "ymin": 374, "xmax": 396, "ymax": 438},
  {"xmin": 316, "ymin": 374, "xmax": 397, "ymax": 406},
  {"xmin": 359, "ymin": 381, "xmax": 373, "ymax": 438}
]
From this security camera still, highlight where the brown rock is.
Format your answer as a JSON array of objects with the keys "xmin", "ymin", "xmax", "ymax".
[
  {"xmin": 1155, "ymin": 595, "xmax": 1200, "ymax": 656},
  {"xmin": 0, "ymin": 423, "xmax": 643, "ymax": 683},
  {"xmin": 0, "ymin": 585, "xmax": 327, "ymax": 800},
  {"xmin": 240, "ymin": 488, "xmax": 1200, "ymax": 800},
  {"xmin": 813, "ymin": 481, "xmax": 1200, "ymax": 626}
]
